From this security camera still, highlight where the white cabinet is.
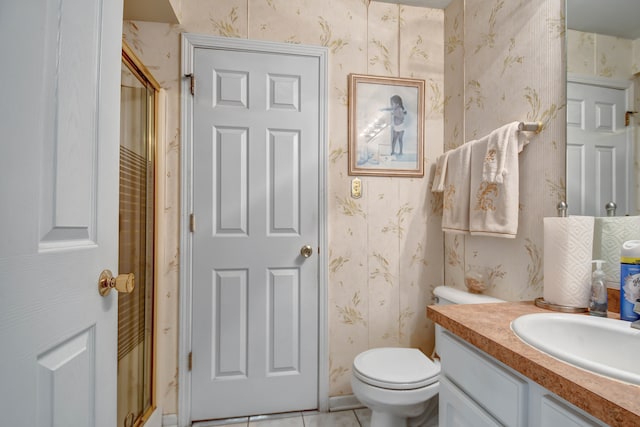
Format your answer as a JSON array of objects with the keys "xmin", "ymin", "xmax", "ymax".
[
  {"xmin": 438, "ymin": 330, "xmax": 607, "ymax": 427},
  {"xmin": 439, "ymin": 376, "xmax": 501, "ymax": 427},
  {"xmin": 538, "ymin": 392, "xmax": 606, "ymax": 427},
  {"xmin": 438, "ymin": 327, "xmax": 527, "ymax": 426}
]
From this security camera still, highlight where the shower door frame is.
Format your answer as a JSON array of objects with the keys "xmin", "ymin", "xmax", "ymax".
[{"xmin": 119, "ymin": 40, "xmax": 161, "ymax": 427}]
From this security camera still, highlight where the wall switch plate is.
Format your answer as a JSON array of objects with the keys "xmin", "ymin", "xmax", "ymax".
[{"xmin": 351, "ymin": 177, "xmax": 362, "ymax": 199}]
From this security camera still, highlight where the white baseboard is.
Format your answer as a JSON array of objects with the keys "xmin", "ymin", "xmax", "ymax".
[
  {"xmin": 328, "ymin": 394, "xmax": 364, "ymax": 412},
  {"xmin": 162, "ymin": 413, "xmax": 178, "ymax": 427}
]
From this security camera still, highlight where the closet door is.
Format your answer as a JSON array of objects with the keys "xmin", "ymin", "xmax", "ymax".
[
  {"xmin": 567, "ymin": 81, "xmax": 631, "ymax": 216},
  {"xmin": 187, "ymin": 37, "xmax": 325, "ymax": 421}
]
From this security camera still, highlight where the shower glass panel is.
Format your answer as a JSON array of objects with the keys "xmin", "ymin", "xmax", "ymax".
[{"xmin": 118, "ymin": 42, "xmax": 158, "ymax": 427}]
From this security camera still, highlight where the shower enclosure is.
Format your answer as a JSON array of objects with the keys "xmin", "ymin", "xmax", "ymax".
[{"xmin": 118, "ymin": 41, "xmax": 159, "ymax": 427}]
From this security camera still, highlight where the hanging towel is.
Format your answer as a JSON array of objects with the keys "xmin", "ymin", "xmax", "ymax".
[
  {"xmin": 482, "ymin": 121, "xmax": 529, "ymax": 183},
  {"xmin": 442, "ymin": 143, "xmax": 472, "ymax": 234},
  {"xmin": 469, "ymin": 131, "xmax": 521, "ymax": 238},
  {"xmin": 431, "ymin": 151, "xmax": 450, "ymax": 192}
]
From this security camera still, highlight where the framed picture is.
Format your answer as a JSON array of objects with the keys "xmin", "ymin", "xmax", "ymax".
[{"xmin": 348, "ymin": 74, "xmax": 425, "ymax": 177}]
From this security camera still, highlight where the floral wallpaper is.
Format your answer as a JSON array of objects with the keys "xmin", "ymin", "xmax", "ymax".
[
  {"xmin": 123, "ymin": 0, "xmax": 445, "ymax": 415},
  {"xmin": 443, "ymin": 0, "xmax": 566, "ymax": 302},
  {"xmin": 124, "ymin": 0, "xmax": 570, "ymax": 418},
  {"xmin": 567, "ymin": 29, "xmax": 639, "ymax": 79}
]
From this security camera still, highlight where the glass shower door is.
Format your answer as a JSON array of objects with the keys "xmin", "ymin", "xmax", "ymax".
[{"xmin": 118, "ymin": 43, "xmax": 158, "ymax": 427}]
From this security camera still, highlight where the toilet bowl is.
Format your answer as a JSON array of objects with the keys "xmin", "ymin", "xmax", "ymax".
[
  {"xmin": 351, "ymin": 347, "xmax": 439, "ymax": 427},
  {"xmin": 350, "ymin": 286, "xmax": 503, "ymax": 427}
]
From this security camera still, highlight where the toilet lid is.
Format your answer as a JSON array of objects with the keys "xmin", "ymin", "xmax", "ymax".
[{"xmin": 352, "ymin": 348, "xmax": 439, "ymax": 390}]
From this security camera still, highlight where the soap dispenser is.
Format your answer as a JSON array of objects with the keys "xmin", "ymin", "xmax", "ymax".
[{"xmin": 589, "ymin": 260, "xmax": 607, "ymax": 317}]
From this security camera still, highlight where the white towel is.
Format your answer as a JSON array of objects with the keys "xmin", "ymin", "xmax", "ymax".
[
  {"xmin": 469, "ymin": 134, "xmax": 520, "ymax": 238},
  {"xmin": 442, "ymin": 143, "xmax": 472, "ymax": 234},
  {"xmin": 482, "ymin": 121, "xmax": 529, "ymax": 183},
  {"xmin": 431, "ymin": 151, "xmax": 450, "ymax": 192}
]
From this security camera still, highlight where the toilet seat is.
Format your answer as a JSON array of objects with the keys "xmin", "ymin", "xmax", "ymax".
[{"xmin": 352, "ymin": 348, "xmax": 439, "ymax": 390}]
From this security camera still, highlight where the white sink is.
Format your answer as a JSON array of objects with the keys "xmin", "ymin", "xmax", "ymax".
[{"xmin": 511, "ymin": 313, "xmax": 640, "ymax": 385}]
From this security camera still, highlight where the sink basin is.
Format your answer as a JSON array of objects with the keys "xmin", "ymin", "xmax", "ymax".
[{"xmin": 511, "ymin": 313, "xmax": 640, "ymax": 385}]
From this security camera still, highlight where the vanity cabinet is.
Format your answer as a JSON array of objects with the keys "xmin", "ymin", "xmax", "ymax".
[
  {"xmin": 438, "ymin": 329, "xmax": 607, "ymax": 427},
  {"xmin": 440, "ymin": 376, "xmax": 502, "ymax": 427}
]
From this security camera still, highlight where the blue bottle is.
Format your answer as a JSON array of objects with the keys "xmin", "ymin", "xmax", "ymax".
[{"xmin": 620, "ymin": 240, "xmax": 640, "ymax": 321}]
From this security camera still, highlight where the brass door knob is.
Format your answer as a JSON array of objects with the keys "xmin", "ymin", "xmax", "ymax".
[
  {"xmin": 300, "ymin": 245, "xmax": 313, "ymax": 258},
  {"xmin": 98, "ymin": 269, "xmax": 135, "ymax": 296}
]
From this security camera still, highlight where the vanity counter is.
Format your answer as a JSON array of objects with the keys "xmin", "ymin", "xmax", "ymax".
[{"xmin": 427, "ymin": 301, "xmax": 640, "ymax": 427}]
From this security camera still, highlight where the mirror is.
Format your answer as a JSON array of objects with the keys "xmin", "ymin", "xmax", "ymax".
[
  {"xmin": 566, "ymin": 1, "xmax": 640, "ymax": 289},
  {"xmin": 565, "ymin": 0, "xmax": 640, "ymax": 217}
]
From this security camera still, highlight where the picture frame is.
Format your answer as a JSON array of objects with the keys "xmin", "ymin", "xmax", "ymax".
[{"xmin": 348, "ymin": 74, "xmax": 425, "ymax": 177}]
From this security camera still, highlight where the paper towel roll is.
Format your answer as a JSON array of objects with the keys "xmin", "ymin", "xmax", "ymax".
[
  {"xmin": 593, "ymin": 216, "xmax": 640, "ymax": 286},
  {"xmin": 543, "ymin": 216, "xmax": 594, "ymax": 308}
]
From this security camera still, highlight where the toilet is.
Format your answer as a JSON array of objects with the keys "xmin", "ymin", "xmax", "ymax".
[{"xmin": 351, "ymin": 286, "xmax": 503, "ymax": 427}]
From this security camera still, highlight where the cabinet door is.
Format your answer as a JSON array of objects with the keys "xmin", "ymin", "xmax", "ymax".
[
  {"xmin": 539, "ymin": 394, "xmax": 606, "ymax": 427},
  {"xmin": 439, "ymin": 330, "xmax": 527, "ymax": 426},
  {"xmin": 439, "ymin": 376, "xmax": 502, "ymax": 427}
]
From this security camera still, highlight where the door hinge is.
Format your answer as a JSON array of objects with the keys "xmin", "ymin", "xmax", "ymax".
[
  {"xmin": 188, "ymin": 352, "xmax": 193, "ymax": 371},
  {"xmin": 626, "ymin": 111, "xmax": 637, "ymax": 126},
  {"xmin": 190, "ymin": 213, "xmax": 196, "ymax": 233},
  {"xmin": 185, "ymin": 73, "xmax": 195, "ymax": 96}
]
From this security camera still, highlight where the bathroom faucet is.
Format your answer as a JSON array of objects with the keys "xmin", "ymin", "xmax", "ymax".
[{"xmin": 632, "ymin": 300, "xmax": 640, "ymax": 330}]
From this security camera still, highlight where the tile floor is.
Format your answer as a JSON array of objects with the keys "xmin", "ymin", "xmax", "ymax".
[{"xmin": 194, "ymin": 408, "xmax": 372, "ymax": 427}]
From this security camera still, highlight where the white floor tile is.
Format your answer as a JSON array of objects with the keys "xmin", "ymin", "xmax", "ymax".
[
  {"xmin": 353, "ymin": 408, "xmax": 371, "ymax": 427},
  {"xmin": 303, "ymin": 410, "xmax": 361, "ymax": 427},
  {"xmin": 248, "ymin": 414, "xmax": 304, "ymax": 427},
  {"xmin": 195, "ymin": 409, "xmax": 374, "ymax": 427},
  {"xmin": 205, "ymin": 423, "xmax": 248, "ymax": 427},
  {"xmin": 193, "ymin": 418, "xmax": 248, "ymax": 427}
]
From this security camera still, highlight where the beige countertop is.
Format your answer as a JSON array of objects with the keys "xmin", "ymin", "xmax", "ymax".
[{"xmin": 427, "ymin": 301, "xmax": 640, "ymax": 427}]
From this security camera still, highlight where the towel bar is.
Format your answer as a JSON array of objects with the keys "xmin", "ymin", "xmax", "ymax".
[{"xmin": 517, "ymin": 121, "xmax": 542, "ymax": 133}]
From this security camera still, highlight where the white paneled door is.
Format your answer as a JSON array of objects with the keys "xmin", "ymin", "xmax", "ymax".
[
  {"xmin": 0, "ymin": 0, "xmax": 123, "ymax": 426},
  {"xmin": 567, "ymin": 80, "xmax": 633, "ymax": 216},
  {"xmin": 189, "ymin": 38, "xmax": 325, "ymax": 421}
]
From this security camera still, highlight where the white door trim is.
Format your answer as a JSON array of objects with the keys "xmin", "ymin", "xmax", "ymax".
[{"xmin": 179, "ymin": 33, "xmax": 328, "ymax": 427}]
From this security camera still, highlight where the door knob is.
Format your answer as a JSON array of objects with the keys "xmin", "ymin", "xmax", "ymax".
[
  {"xmin": 300, "ymin": 245, "xmax": 313, "ymax": 258},
  {"xmin": 98, "ymin": 269, "xmax": 135, "ymax": 296}
]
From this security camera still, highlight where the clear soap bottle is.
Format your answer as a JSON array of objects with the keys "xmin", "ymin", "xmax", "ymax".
[{"xmin": 589, "ymin": 260, "xmax": 607, "ymax": 317}]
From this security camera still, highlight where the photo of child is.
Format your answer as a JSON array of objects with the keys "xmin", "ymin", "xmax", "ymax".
[
  {"xmin": 348, "ymin": 74, "xmax": 424, "ymax": 177},
  {"xmin": 381, "ymin": 94, "xmax": 407, "ymax": 156}
]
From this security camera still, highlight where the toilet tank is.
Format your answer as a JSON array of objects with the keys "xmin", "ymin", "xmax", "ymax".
[{"xmin": 434, "ymin": 286, "xmax": 504, "ymax": 305}]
